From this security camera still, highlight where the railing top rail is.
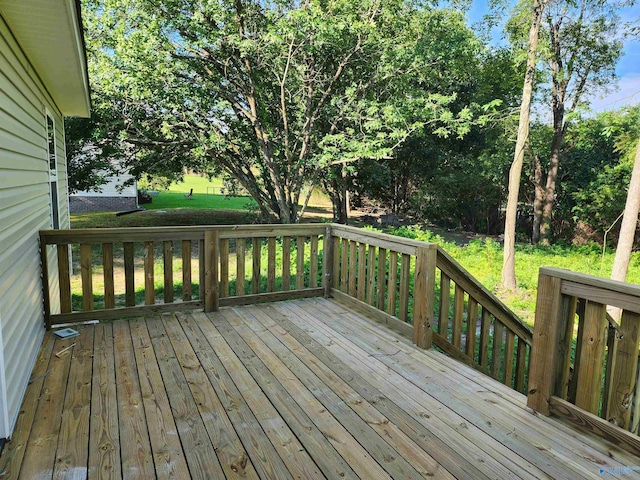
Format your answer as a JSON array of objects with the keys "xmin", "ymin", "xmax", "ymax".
[
  {"xmin": 39, "ymin": 223, "xmax": 329, "ymax": 244},
  {"xmin": 330, "ymin": 224, "xmax": 437, "ymax": 256},
  {"xmin": 438, "ymin": 246, "xmax": 534, "ymax": 343},
  {"xmin": 540, "ymin": 267, "xmax": 640, "ymax": 298}
]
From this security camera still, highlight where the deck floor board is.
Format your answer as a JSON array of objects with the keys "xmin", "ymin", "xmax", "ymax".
[{"xmin": 1, "ymin": 298, "xmax": 637, "ymax": 479}]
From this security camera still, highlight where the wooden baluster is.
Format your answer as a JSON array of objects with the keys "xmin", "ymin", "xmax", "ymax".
[
  {"xmin": 377, "ymin": 248, "xmax": 387, "ymax": 311},
  {"xmin": 340, "ymin": 238, "xmax": 349, "ymax": 293},
  {"xmin": 568, "ymin": 299, "xmax": 587, "ymax": 404},
  {"xmin": 124, "ymin": 242, "xmax": 135, "ymax": 307},
  {"xmin": 323, "ymin": 230, "xmax": 334, "ymax": 297},
  {"xmin": 331, "ymin": 233, "xmax": 341, "ymax": 295},
  {"xmin": 80, "ymin": 243, "xmax": 93, "ymax": 311},
  {"xmin": 492, "ymin": 322, "xmax": 504, "ymax": 381},
  {"xmin": 554, "ymin": 295, "xmax": 578, "ymax": 399},
  {"xmin": 357, "ymin": 243, "xmax": 367, "ymax": 301},
  {"xmin": 296, "ymin": 236, "xmax": 306, "ymax": 289},
  {"xmin": 602, "ymin": 323, "xmax": 619, "ymax": 419},
  {"xmin": 466, "ymin": 297, "xmax": 478, "ymax": 361},
  {"xmin": 282, "ymin": 237, "xmax": 291, "ymax": 291},
  {"xmin": 144, "ymin": 241, "xmax": 154, "ymax": 305},
  {"xmin": 182, "ymin": 240, "xmax": 192, "ymax": 301},
  {"xmin": 163, "ymin": 241, "xmax": 173, "ymax": 303},
  {"xmin": 220, "ymin": 238, "xmax": 230, "ymax": 298},
  {"xmin": 252, "ymin": 238, "xmax": 261, "ymax": 294},
  {"xmin": 310, "ymin": 235, "xmax": 319, "ymax": 288},
  {"xmin": 198, "ymin": 238, "xmax": 205, "ymax": 300},
  {"xmin": 348, "ymin": 241, "xmax": 357, "ymax": 296},
  {"xmin": 387, "ymin": 251, "xmax": 398, "ymax": 316},
  {"xmin": 267, "ymin": 237, "xmax": 276, "ymax": 292},
  {"xmin": 452, "ymin": 285, "xmax": 464, "ymax": 349},
  {"xmin": 57, "ymin": 244, "xmax": 72, "ymax": 313},
  {"xmin": 504, "ymin": 330, "xmax": 515, "ymax": 387},
  {"xmin": 574, "ymin": 300, "xmax": 607, "ymax": 414},
  {"xmin": 438, "ymin": 272, "xmax": 450, "ymax": 338},
  {"xmin": 398, "ymin": 254, "xmax": 411, "ymax": 322},
  {"xmin": 204, "ymin": 230, "xmax": 219, "ymax": 312},
  {"xmin": 236, "ymin": 239, "xmax": 246, "ymax": 296},
  {"xmin": 478, "ymin": 307, "xmax": 491, "ymax": 368},
  {"xmin": 515, "ymin": 339, "xmax": 527, "ymax": 393},
  {"xmin": 102, "ymin": 243, "xmax": 115, "ymax": 309},
  {"xmin": 605, "ymin": 310, "xmax": 640, "ymax": 429},
  {"xmin": 413, "ymin": 246, "xmax": 435, "ymax": 349},
  {"xmin": 366, "ymin": 245, "xmax": 376, "ymax": 305}
]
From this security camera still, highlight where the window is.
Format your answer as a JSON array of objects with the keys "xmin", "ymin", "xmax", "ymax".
[{"xmin": 47, "ymin": 114, "xmax": 59, "ymax": 229}]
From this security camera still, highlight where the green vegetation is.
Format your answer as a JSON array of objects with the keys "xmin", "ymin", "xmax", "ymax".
[{"xmin": 388, "ymin": 225, "xmax": 640, "ymax": 323}]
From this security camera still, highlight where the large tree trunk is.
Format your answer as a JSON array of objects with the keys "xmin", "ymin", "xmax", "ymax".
[
  {"xmin": 539, "ymin": 103, "xmax": 565, "ymax": 245},
  {"xmin": 611, "ymin": 139, "xmax": 640, "ymax": 282},
  {"xmin": 531, "ymin": 154, "xmax": 544, "ymax": 243},
  {"xmin": 502, "ymin": 0, "xmax": 547, "ymax": 290}
]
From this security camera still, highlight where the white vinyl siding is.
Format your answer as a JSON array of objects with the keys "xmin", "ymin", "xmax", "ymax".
[
  {"xmin": 71, "ymin": 171, "xmax": 137, "ymax": 198},
  {"xmin": 0, "ymin": 14, "xmax": 69, "ymax": 438}
]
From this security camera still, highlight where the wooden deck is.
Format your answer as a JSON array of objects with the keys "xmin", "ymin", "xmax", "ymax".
[{"xmin": 1, "ymin": 298, "xmax": 638, "ymax": 479}]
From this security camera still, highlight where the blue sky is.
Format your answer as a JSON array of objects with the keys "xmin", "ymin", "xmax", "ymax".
[{"xmin": 465, "ymin": 1, "xmax": 640, "ymax": 113}]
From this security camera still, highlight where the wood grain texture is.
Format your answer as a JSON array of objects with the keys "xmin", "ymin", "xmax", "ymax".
[
  {"xmin": 57, "ymin": 244, "xmax": 72, "ymax": 313},
  {"xmin": 80, "ymin": 243, "xmax": 93, "ymax": 311},
  {"xmin": 282, "ymin": 236, "xmax": 291, "ymax": 292},
  {"xmin": 182, "ymin": 240, "xmax": 192, "ymax": 301},
  {"xmin": 53, "ymin": 326, "xmax": 94, "ymax": 480},
  {"xmin": 348, "ymin": 240, "xmax": 357, "ymax": 297},
  {"xmin": 236, "ymin": 238, "xmax": 246, "ymax": 296},
  {"xmin": 398, "ymin": 254, "xmax": 411, "ymax": 322},
  {"xmin": 574, "ymin": 301, "xmax": 607, "ymax": 414},
  {"xmin": 113, "ymin": 320, "xmax": 155, "ymax": 479},
  {"xmin": 267, "ymin": 236, "xmax": 276, "ymax": 293},
  {"xmin": 527, "ymin": 273, "xmax": 565, "ymax": 415},
  {"xmin": 163, "ymin": 241, "xmax": 174, "ymax": 303},
  {"xmin": 605, "ymin": 310, "xmax": 640, "ymax": 429},
  {"xmin": 103, "ymin": 243, "xmax": 115, "ymax": 309},
  {"xmin": 377, "ymin": 248, "xmax": 387, "ymax": 311},
  {"xmin": 438, "ymin": 271, "xmax": 450, "ymax": 337},
  {"xmin": 310, "ymin": 235, "xmax": 319, "ymax": 288},
  {"xmin": 465, "ymin": 297, "xmax": 478, "ymax": 361},
  {"xmin": 387, "ymin": 251, "xmax": 398, "ymax": 317},
  {"xmin": 452, "ymin": 284, "xmax": 464, "ymax": 349},
  {"xmin": 252, "ymin": 238, "xmax": 261, "ymax": 295},
  {"xmin": 220, "ymin": 238, "xmax": 230, "ymax": 298},
  {"xmin": 340, "ymin": 238, "xmax": 348, "ymax": 293},
  {"xmin": 204, "ymin": 230, "xmax": 219, "ymax": 312},
  {"xmin": 124, "ymin": 242, "xmax": 135, "ymax": 307},
  {"xmin": 296, "ymin": 236, "xmax": 306, "ymax": 290},
  {"xmin": 357, "ymin": 242, "xmax": 366, "ymax": 301},
  {"xmin": 144, "ymin": 241, "xmax": 154, "ymax": 305},
  {"xmin": 89, "ymin": 323, "xmax": 122, "ymax": 479}
]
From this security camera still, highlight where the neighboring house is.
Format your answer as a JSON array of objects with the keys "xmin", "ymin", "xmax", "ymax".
[
  {"xmin": 0, "ymin": 0, "xmax": 90, "ymax": 441},
  {"xmin": 70, "ymin": 171, "xmax": 139, "ymax": 212}
]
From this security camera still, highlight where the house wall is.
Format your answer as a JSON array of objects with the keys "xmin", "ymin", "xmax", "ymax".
[{"xmin": 0, "ymin": 14, "xmax": 68, "ymax": 438}]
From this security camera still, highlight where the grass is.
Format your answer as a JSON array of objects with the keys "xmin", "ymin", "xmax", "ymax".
[{"xmin": 386, "ymin": 225, "xmax": 640, "ymax": 324}]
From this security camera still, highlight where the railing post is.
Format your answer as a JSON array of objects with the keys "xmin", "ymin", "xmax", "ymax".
[
  {"xmin": 323, "ymin": 227, "xmax": 333, "ymax": 298},
  {"xmin": 204, "ymin": 230, "xmax": 219, "ymax": 312},
  {"xmin": 413, "ymin": 245, "xmax": 436, "ymax": 349},
  {"xmin": 527, "ymin": 271, "xmax": 565, "ymax": 415}
]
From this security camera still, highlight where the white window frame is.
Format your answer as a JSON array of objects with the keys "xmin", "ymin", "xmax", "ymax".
[{"xmin": 46, "ymin": 111, "xmax": 60, "ymax": 229}]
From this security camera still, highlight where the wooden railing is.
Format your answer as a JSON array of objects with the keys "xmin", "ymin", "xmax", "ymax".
[
  {"xmin": 434, "ymin": 248, "xmax": 533, "ymax": 393},
  {"xmin": 325, "ymin": 225, "xmax": 532, "ymax": 393},
  {"xmin": 528, "ymin": 268, "xmax": 640, "ymax": 456},
  {"xmin": 40, "ymin": 224, "xmax": 327, "ymax": 328},
  {"xmin": 40, "ymin": 223, "xmax": 533, "ymax": 394}
]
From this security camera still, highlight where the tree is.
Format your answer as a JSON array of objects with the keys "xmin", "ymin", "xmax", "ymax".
[
  {"xmin": 534, "ymin": 0, "xmax": 624, "ymax": 245},
  {"xmin": 611, "ymin": 138, "xmax": 640, "ymax": 282},
  {"xmin": 502, "ymin": 0, "xmax": 548, "ymax": 290},
  {"xmin": 83, "ymin": 0, "xmax": 481, "ymax": 223}
]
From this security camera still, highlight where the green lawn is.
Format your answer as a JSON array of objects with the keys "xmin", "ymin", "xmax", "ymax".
[{"xmin": 145, "ymin": 192, "xmax": 255, "ymax": 211}]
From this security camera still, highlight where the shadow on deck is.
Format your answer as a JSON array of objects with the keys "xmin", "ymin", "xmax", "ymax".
[{"xmin": 0, "ymin": 297, "xmax": 636, "ymax": 479}]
